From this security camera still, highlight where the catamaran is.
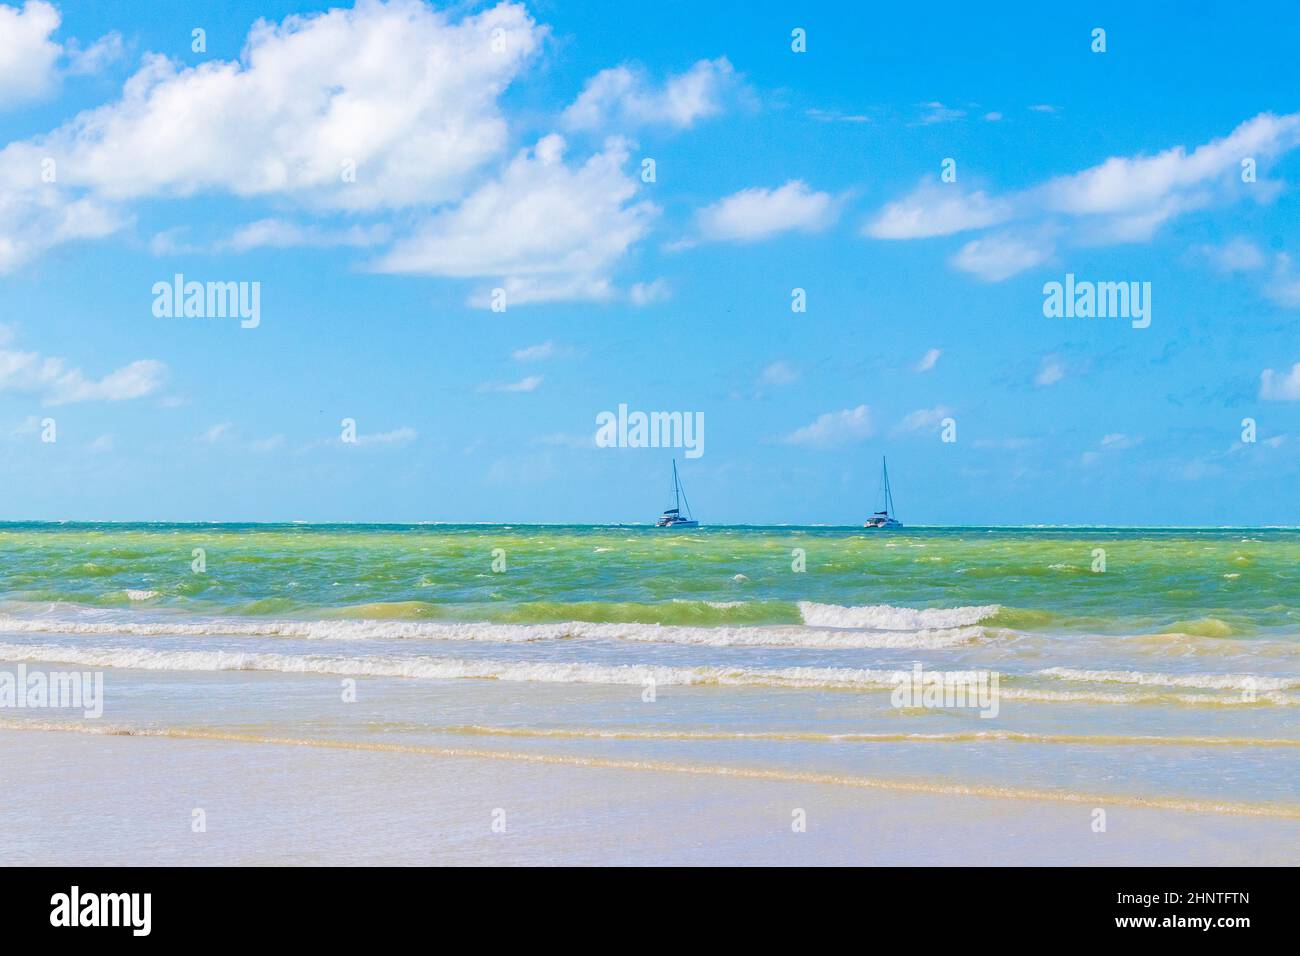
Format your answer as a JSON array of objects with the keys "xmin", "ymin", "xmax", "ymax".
[
  {"xmin": 656, "ymin": 459, "xmax": 699, "ymax": 528},
  {"xmin": 864, "ymin": 457, "xmax": 902, "ymax": 529}
]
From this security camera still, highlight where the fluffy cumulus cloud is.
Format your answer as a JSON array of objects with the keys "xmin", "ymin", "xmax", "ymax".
[
  {"xmin": 0, "ymin": 1, "xmax": 122, "ymax": 109},
  {"xmin": 693, "ymin": 180, "xmax": 838, "ymax": 243},
  {"xmin": 864, "ymin": 112, "xmax": 1300, "ymax": 281},
  {"xmin": 0, "ymin": 2, "xmax": 756, "ymax": 303},
  {"xmin": 562, "ymin": 57, "xmax": 738, "ymax": 131},
  {"xmin": 3, "ymin": 1, "xmax": 541, "ymax": 208},
  {"xmin": 0, "ymin": 1, "xmax": 62, "ymax": 107},
  {"xmin": 782, "ymin": 405, "xmax": 873, "ymax": 447},
  {"xmin": 373, "ymin": 134, "xmax": 657, "ymax": 303},
  {"xmin": 0, "ymin": 1, "xmax": 546, "ymax": 273}
]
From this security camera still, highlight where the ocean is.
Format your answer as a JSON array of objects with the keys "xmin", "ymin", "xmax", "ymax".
[{"xmin": 2, "ymin": 523, "xmax": 1299, "ymax": 864}]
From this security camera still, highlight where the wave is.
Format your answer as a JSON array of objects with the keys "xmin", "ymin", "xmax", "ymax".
[
  {"xmin": 0, "ymin": 613, "xmax": 981, "ymax": 650},
  {"xmin": 1, "ymin": 641, "xmax": 1292, "ymax": 706},
  {"xmin": 0, "ymin": 641, "xmax": 934, "ymax": 688},
  {"xmin": 796, "ymin": 601, "xmax": 999, "ymax": 629},
  {"xmin": 1157, "ymin": 618, "xmax": 1238, "ymax": 638},
  {"xmin": 1039, "ymin": 666, "xmax": 1300, "ymax": 692}
]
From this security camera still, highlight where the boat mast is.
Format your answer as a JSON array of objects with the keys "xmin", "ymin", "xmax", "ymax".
[
  {"xmin": 882, "ymin": 457, "xmax": 894, "ymax": 517},
  {"xmin": 672, "ymin": 459, "xmax": 681, "ymax": 512}
]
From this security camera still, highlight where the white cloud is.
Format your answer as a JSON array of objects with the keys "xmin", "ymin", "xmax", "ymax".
[
  {"xmin": 1195, "ymin": 237, "xmax": 1266, "ymax": 274},
  {"xmin": 1260, "ymin": 363, "xmax": 1300, "ymax": 401},
  {"xmin": 1037, "ymin": 114, "xmax": 1300, "ymax": 218},
  {"xmin": 1082, "ymin": 432, "xmax": 1141, "ymax": 466},
  {"xmin": 87, "ymin": 433, "xmax": 114, "ymax": 453},
  {"xmin": 250, "ymin": 434, "xmax": 285, "ymax": 452},
  {"xmin": 896, "ymin": 406, "xmax": 951, "ymax": 433},
  {"xmin": 0, "ymin": 1, "xmax": 61, "ymax": 107},
  {"xmin": 472, "ymin": 274, "xmax": 615, "ymax": 307},
  {"xmin": 1265, "ymin": 253, "xmax": 1300, "ymax": 308},
  {"xmin": 0, "ymin": 2, "xmax": 123, "ymax": 110},
  {"xmin": 221, "ymin": 218, "xmax": 389, "ymax": 253},
  {"xmin": 0, "ymin": 346, "xmax": 164, "ymax": 405},
  {"xmin": 694, "ymin": 180, "xmax": 838, "ymax": 243},
  {"xmin": 865, "ymin": 112, "xmax": 1300, "ymax": 281},
  {"xmin": 354, "ymin": 426, "xmax": 417, "ymax": 446},
  {"xmin": 951, "ymin": 231, "xmax": 1053, "ymax": 281},
  {"xmin": 0, "ymin": 1, "xmax": 546, "ymax": 270},
  {"xmin": 983, "ymin": 111, "xmax": 1003, "ymax": 122},
  {"xmin": 64, "ymin": 30, "xmax": 124, "ymax": 75},
  {"xmin": 0, "ymin": 189, "xmax": 123, "ymax": 274},
  {"xmin": 374, "ymin": 134, "xmax": 655, "ymax": 304},
  {"xmin": 782, "ymin": 405, "xmax": 873, "ymax": 447},
  {"xmin": 562, "ymin": 57, "xmax": 737, "ymax": 131},
  {"xmin": 864, "ymin": 183, "xmax": 1013, "ymax": 239},
  {"xmin": 7, "ymin": 2, "xmax": 541, "ymax": 208},
  {"xmin": 806, "ymin": 108, "xmax": 869, "ymax": 124},
  {"xmin": 759, "ymin": 361, "xmax": 798, "ymax": 386},
  {"xmin": 1034, "ymin": 356, "xmax": 1065, "ymax": 387},
  {"xmin": 629, "ymin": 278, "xmax": 670, "ymax": 305},
  {"xmin": 198, "ymin": 422, "xmax": 234, "ymax": 443},
  {"xmin": 1028, "ymin": 104, "xmax": 1058, "ymax": 114},
  {"xmin": 479, "ymin": 375, "xmax": 542, "ymax": 393},
  {"xmin": 1099, "ymin": 433, "xmax": 1140, "ymax": 450},
  {"xmin": 914, "ymin": 348, "xmax": 941, "ymax": 372},
  {"xmin": 917, "ymin": 101, "xmax": 964, "ymax": 125},
  {"xmin": 512, "ymin": 341, "xmax": 557, "ymax": 362}
]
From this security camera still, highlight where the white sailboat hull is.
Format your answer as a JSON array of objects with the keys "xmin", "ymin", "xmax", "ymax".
[
  {"xmin": 863, "ymin": 517, "xmax": 902, "ymax": 529},
  {"xmin": 655, "ymin": 517, "xmax": 698, "ymax": 528}
]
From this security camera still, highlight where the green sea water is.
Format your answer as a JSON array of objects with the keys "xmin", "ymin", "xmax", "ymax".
[{"xmin": 1, "ymin": 523, "xmax": 1298, "ymax": 637}]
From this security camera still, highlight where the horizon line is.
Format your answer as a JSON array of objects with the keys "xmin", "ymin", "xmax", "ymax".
[{"xmin": 2, "ymin": 520, "xmax": 1299, "ymax": 531}]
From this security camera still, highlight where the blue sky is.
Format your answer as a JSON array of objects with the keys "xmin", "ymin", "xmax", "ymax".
[{"xmin": 2, "ymin": 0, "xmax": 1300, "ymax": 524}]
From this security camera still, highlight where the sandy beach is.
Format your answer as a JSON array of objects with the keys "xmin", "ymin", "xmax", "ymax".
[{"xmin": 5, "ymin": 726, "xmax": 1298, "ymax": 866}]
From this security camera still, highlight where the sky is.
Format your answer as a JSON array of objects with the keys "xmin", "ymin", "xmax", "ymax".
[{"xmin": 2, "ymin": 0, "xmax": 1300, "ymax": 524}]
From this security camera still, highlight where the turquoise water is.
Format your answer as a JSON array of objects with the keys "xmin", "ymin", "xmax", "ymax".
[{"xmin": 2, "ymin": 523, "xmax": 1298, "ymax": 825}]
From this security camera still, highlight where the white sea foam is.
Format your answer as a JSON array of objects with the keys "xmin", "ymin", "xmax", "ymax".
[
  {"xmin": 0, "ymin": 614, "xmax": 979, "ymax": 650},
  {"xmin": 798, "ymin": 601, "xmax": 999, "ymax": 630},
  {"xmin": 0, "ymin": 642, "xmax": 1290, "ymax": 707},
  {"xmin": 125, "ymin": 590, "xmax": 159, "ymax": 601},
  {"xmin": 1038, "ymin": 666, "xmax": 1300, "ymax": 692},
  {"xmin": 0, "ymin": 642, "xmax": 911, "ymax": 688}
]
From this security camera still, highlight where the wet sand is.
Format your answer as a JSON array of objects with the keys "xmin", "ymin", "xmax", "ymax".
[{"xmin": 4, "ymin": 728, "xmax": 1297, "ymax": 866}]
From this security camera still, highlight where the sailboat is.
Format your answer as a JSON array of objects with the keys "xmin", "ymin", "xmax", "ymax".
[
  {"xmin": 655, "ymin": 459, "xmax": 699, "ymax": 528},
  {"xmin": 864, "ymin": 457, "xmax": 902, "ymax": 529}
]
